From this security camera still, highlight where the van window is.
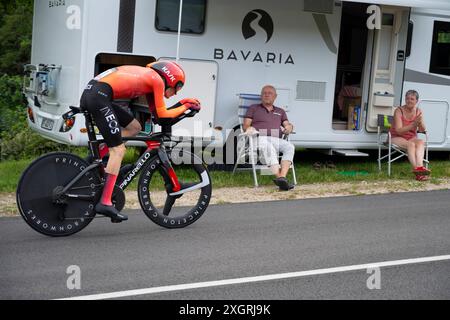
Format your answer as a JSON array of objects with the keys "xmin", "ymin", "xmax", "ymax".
[
  {"xmin": 429, "ymin": 20, "xmax": 450, "ymax": 76},
  {"xmin": 155, "ymin": 0, "xmax": 206, "ymax": 34}
]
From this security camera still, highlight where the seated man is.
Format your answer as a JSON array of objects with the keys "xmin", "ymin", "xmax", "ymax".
[{"xmin": 243, "ymin": 85, "xmax": 296, "ymax": 191}]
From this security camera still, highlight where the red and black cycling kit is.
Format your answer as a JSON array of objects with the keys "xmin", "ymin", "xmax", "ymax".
[{"xmin": 80, "ymin": 65, "xmax": 193, "ymax": 148}]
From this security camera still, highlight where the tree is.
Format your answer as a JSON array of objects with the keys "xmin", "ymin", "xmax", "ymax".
[
  {"xmin": 0, "ymin": 0, "xmax": 33, "ymax": 156},
  {"xmin": 0, "ymin": 0, "xmax": 33, "ymax": 75}
]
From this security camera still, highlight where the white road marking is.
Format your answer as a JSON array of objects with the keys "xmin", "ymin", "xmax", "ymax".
[{"xmin": 57, "ymin": 254, "xmax": 450, "ymax": 300}]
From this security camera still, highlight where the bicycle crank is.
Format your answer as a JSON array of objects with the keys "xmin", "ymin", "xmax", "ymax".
[{"xmin": 112, "ymin": 185, "xmax": 126, "ymax": 212}]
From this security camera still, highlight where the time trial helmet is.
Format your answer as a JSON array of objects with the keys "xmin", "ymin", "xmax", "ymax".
[{"xmin": 147, "ymin": 61, "xmax": 185, "ymax": 91}]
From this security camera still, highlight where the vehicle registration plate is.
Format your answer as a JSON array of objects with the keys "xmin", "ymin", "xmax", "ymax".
[{"xmin": 41, "ymin": 118, "xmax": 54, "ymax": 131}]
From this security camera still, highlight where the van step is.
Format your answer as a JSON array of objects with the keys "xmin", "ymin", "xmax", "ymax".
[{"xmin": 332, "ymin": 149, "xmax": 369, "ymax": 157}]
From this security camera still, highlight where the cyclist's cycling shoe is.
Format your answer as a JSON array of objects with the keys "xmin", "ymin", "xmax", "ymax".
[
  {"xmin": 95, "ymin": 203, "xmax": 128, "ymax": 223},
  {"xmin": 273, "ymin": 177, "xmax": 295, "ymax": 191}
]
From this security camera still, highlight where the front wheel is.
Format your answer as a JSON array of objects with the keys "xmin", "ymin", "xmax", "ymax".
[
  {"xmin": 138, "ymin": 149, "xmax": 212, "ymax": 229},
  {"xmin": 16, "ymin": 152, "xmax": 102, "ymax": 237}
]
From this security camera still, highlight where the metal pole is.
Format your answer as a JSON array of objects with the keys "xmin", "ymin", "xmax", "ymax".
[{"xmin": 176, "ymin": 0, "xmax": 184, "ymax": 62}]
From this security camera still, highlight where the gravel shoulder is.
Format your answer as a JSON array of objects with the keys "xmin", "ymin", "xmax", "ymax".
[{"xmin": 2, "ymin": 178, "xmax": 450, "ymax": 217}]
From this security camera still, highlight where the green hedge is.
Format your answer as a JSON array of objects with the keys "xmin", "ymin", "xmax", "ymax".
[
  {"xmin": 0, "ymin": 75, "xmax": 25, "ymax": 134},
  {"xmin": 0, "ymin": 0, "xmax": 33, "ymax": 75},
  {"xmin": 0, "ymin": 75, "xmax": 83, "ymax": 160},
  {"xmin": 0, "ymin": 128, "xmax": 81, "ymax": 161}
]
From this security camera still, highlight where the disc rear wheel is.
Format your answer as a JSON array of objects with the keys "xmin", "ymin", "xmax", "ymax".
[{"xmin": 16, "ymin": 152, "xmax": 102, "ymax": 237}]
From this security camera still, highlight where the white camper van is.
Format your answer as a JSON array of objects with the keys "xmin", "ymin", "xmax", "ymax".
[{"xmin": 23, "ymin": 0, "xmax": 450, "ymax": 158}]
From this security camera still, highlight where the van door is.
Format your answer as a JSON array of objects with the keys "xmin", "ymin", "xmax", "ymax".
[
  {"xmin": 404, "ymin": 15, "xmax": 450, "ymax": 147},
  {"xmin": 162, "ymin": 58, "xmax": 218, "ymax": 140},
  {"xmin": 417, "ymin": 100, "xmax": 449, "ymax": 144},
  {"xmin": 364, "ymin": 6, "xmax": 410, "ymax": 132}
]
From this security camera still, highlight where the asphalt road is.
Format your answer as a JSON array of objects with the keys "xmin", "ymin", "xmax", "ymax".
[{"xmin": 0, "ymin": 190, "xmax": 449, "ymax": 300}]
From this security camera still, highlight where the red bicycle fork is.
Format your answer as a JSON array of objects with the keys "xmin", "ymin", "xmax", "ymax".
[{"xmin": 148, "ymin": 141, "xmax": 181, "ymax": 193}]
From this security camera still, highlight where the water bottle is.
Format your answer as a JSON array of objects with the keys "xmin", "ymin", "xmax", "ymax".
[{"xmin": 145, "ymin": 119, "xmax": 152, "ymax": 134}]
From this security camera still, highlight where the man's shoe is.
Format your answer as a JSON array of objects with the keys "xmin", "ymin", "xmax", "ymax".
[
  {"xmin": 273, "ymin": 177, "xmax": 291, "ymax": 191},
  {"xmin": 95, "ymin": 203, "xmax": 128, "ymax": 223}
]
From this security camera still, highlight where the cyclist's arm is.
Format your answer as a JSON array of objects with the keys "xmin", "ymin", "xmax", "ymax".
[{"xmin": 151, "ymin": 79, "xmax": 188, "ymax": 119}]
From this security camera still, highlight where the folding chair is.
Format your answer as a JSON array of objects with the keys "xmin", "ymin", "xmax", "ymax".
[
  {"xmin": 377, "ymin": 114, "xmax": 429, "ymax": 176},
  {"xmin": 233, "ymin": 93, "xmax": 297, "ymax": 187}
]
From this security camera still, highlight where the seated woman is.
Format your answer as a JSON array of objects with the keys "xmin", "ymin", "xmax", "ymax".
[{"xmin": 390, "ymin": 90, "xmax": 430, "ymax": 181}]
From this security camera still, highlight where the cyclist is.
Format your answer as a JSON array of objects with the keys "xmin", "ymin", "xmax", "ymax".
[{"xmin": 80, "ymin": 61, "xmax": 201, "ymax": 223}]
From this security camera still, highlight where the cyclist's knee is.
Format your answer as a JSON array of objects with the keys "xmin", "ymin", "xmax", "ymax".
[
  {"xmin": 110, "ymin": 144, "xmax": 127, "ymax": 158},
  {"xmin": 129, "ymin": 119, "xmax": 142, "ymax": 135}
]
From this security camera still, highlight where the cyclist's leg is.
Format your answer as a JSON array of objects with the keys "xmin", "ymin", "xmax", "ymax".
[
  {"xmin": 122, "ymin": 119, "xmax": 142, "ymax": 137},
  {"xmin": 95, "ymin": 116, "xmax": 128, "ymax": 222},
  {"xmin": 108, "ymin": 105, "xmax": 142, "ymax": 180},
  {"xmin": 99, "ymin": 144, "xmax": 127, "ymax": 221},
  {"xmin": 94, "ymin": 105, "xmax": 141, "ymax": 160},
  {"xmin": 81, "ymin": 82, "xmax": 128, "ymax": 222},
  {"xmin": 111, "ymin": 103, "xmax": 142, "ymax": 137}
]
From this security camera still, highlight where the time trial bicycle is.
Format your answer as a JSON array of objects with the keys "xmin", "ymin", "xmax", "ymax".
[{"xmin": 16, "ymin": 106, "xmax": 212, "ymax": 237}]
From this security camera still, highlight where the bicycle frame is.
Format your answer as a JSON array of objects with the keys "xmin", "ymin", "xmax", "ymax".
[
  {"xmin": 59, "ymin": 107, "xmax": 192, "ymax": 200},
  {"xmin": 116, "ymin": 136, "xmax": 179, "ymax": 192}
]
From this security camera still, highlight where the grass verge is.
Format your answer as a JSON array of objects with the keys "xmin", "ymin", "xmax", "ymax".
[{"xmin": 1, "ymin": 150, "xmax": 449, "ymax": 192}]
